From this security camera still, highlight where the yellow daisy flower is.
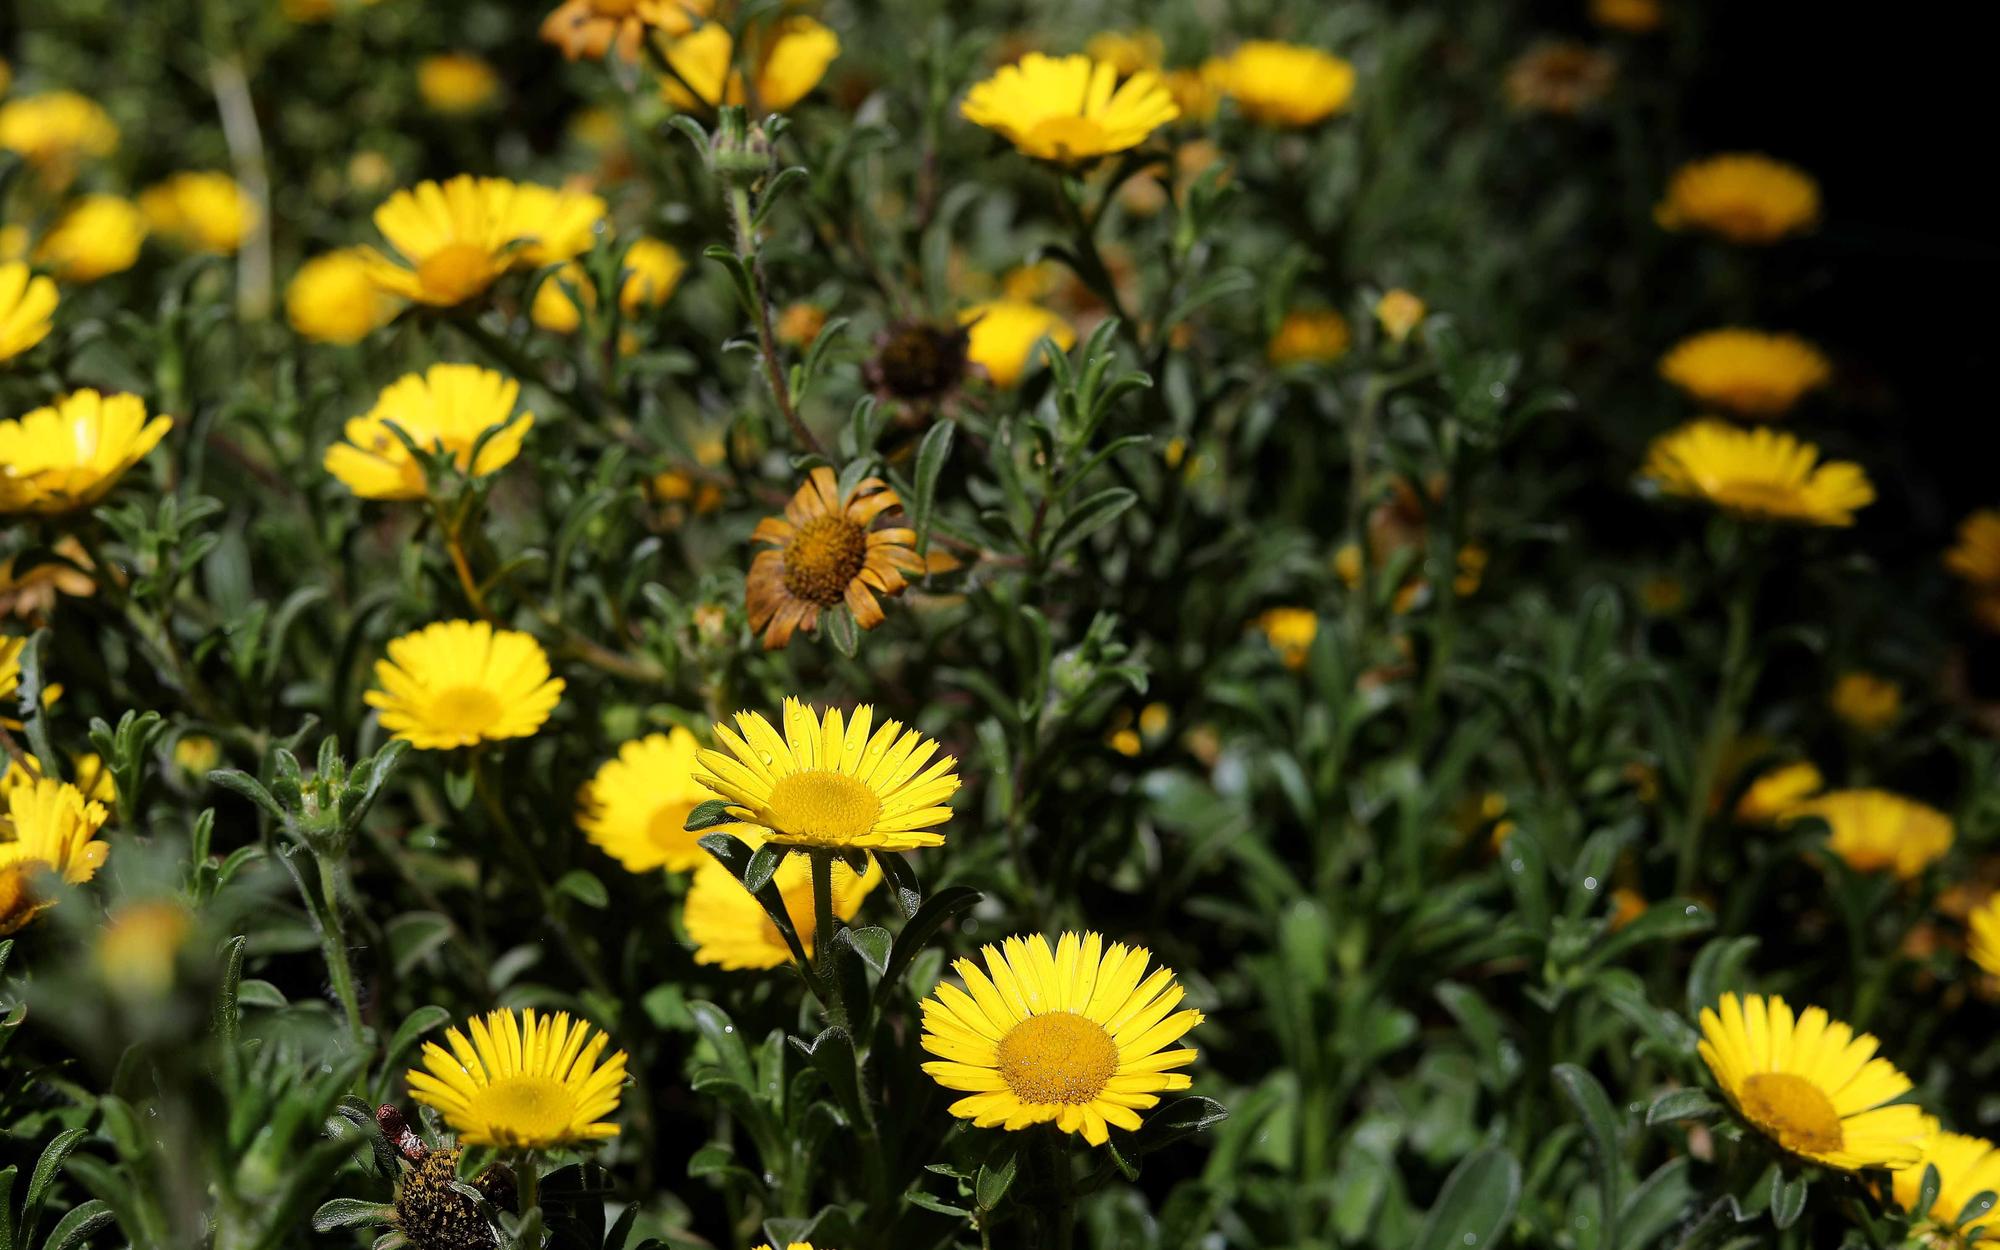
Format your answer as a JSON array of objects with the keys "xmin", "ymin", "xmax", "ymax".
[
  {"xmin": 33, "ymin": 194, "xmax": 147, "ymax": 283},
  {"xmin": 362, "ymin": 176, "xmax": 525, "ymax": 307},
  {"xmin": 1375, "ymin": 289, "xmax": 1425, "ymax": 344},
  {"xmin": 503, "ymin": 182, "xmax": 609, "ymax": 269},
  {"xmin": 322, "ymin": 364, "xmax": 533, "ymax": 500},
  {"xmin": 407, "ymin": 1007, "xmax": 627, "ymax": 1148},
  {"xmin": 1641, "ymin": 420, "xmax": 1873, "ymax": 527},
  {"xmin": 1946, "ymin": 510, "xmax": 2000, "ymax": 586},
  {"xmin": 1734, "ymin": 760, "xmax": 1823, "ymax": 825},
  {"xmin": 365, "ymin": 620, "xmax": 564, "ymax": 750},
  {"xmin": 919, "ymin": 931, "xmax": 1204, "ymax": 1146},
  {"xmin": 1889, "ymin": 1123, "xmax": 2000, "ymax": 1239},
  {"xmin": 0, "ymin": 775, "xmax": 111, "ymax": 936},
  {"xmin": 1255, "ymin": 607, "xmax": 1317, "ymax": 670},
  {"xmin": 1697, "ymin": 992, "xmax": 1926, "ymax": 1171},
  {"xmin": 540, "ymin": 0, "xmax": 706, "ymax": 62},
  {"xmin": 745, "ymin": 467, "xmax": 927, "ymax": 650},
  {"xmin": 1, "ymin": 262, "xmax": 58, "ymax": 364},
  {"xmin": 1828, "ymin": 671, "xmax": 1900, "ymax": 735},
  {"xmin": 958, "ymin": 299, "xmax": 1076, "ymax": 387},
  {"xmin": 1218, "ymin": 42, "xmax": 1356, "ymax": 127},
  {"xmin": 1787, "ymin": 789, "xmax": 1953, "ymax": 880},
  {"xmin": 961, "ymin": 53, "xmax": 1178, "ymax": 164},
  {"xmin": 685, "ymin": 852, "xmax": 880, "ymax": 970},
  {"xmin": 0, "ymin": 91, "xmax": 118, "ymax": 176},
  {"xmin": 1, "ymin": 389, "xmax": 172, "ymax": 517},
  {"xmin": 1268, "ymin": 308, "xmax": 1351, "ymax": 366},
  {"xmin": 287, "ymin": 248, "xmax": 404, "ymax": 345},
  {"xmin": 1657, "ymin": 154, "xmax": 1820, "ymax": 245},
  {"xmin": 418, "ymin": 53, "xmax": 501, "ymax": 115},
  {"xmin": 531, "ymin": 238, "xmax": 687, "ymax": 333},
  {"xmin": 1658, "ymin": 329, "xmax": 1832, "ymax": 418},
  {"xmin": 1162, "ymin": 60, "xmax": 1228, "ymax": 124},
  {"xmin": 1969, "ymin": 894, "xmax": 2000, "ymax": 978},
  {"xmin": 692, "ymin": 699, "xmax": 959, "ymax": 851},
  {"xmin": 662, "ymin": 18, "xmax": 841, "ymax": 113},
  {"xmin": 1084, "ymin": 31, "xmax": 1164, "ymax": 76},
  {"xmin": 579, "ymin": 728, "xmax": 729, "ymax": 874},
  {"xmin": 139, "ymin": 172, "xmax": 258, "ymax": 255}
]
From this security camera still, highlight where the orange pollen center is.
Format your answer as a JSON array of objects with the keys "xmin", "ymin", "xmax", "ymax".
[
  {"xmin": 782, "ymin": 515, "xmax": 868, "ymax": 606},
  {"xmin": 417, "ymin": 242, "xmax": 496, "ymax": 304},
  {"xmin": 1739, "ymin": 1073, "xmax": 1844, "ymax": 1156},
  {"xmin": 996, "ymin": 1011, "xmax": 1119, "ymax": 1106}
]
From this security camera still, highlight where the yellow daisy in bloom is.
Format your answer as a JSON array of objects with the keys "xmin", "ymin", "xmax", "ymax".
[
  {"xmin": 1268, "ymin": 308, "xmax": 1351, "ymax": 366},
  {"xmin": 1788, "ymin": 789, "xmax": 1953, "ymax": 880},
  {"xmin": 1969, "ymin": 895, "xmax": 2000, "ymax": 978},
  {"xmin": 407, "ymin": 1008, "xmax": 627, "ymax": 1149},
  {"xmin": 920, "ymin": 931, "xmax": 1204, "ymax": 1146},
  {"xmin": 1641, "ymin": 420, "xmax": 1873, "ymax": 527},
  {"xmin": 1218, "ymin": 42, "xmax": 1356, "ymax": 127},
  {"xmin": 1256, "ymin": 607, "xmax": 1317, "ymax": 670},
  {"xmin": 1657, "ymin": 154, "xmax": 1820, "ymax": 245},
  {"xmin": 1829, "ymin": 671, "xmax": 1900, "ymax": 735},
  {"xmin": 1504, "ymin": 42, "xmax": 1617, "ymax": 116},
  {"xmin": 1889, "ymin": 1123, "xmax": 2000, "ymax": 1239},
  {"xmin": 503, "ymin": 182, "xmax": 610, "ymax": 269},
  {"xmin": 532, "ymin": 238, "xmax": 687, "ymax": 334},
  {"xmin": 692, "ymin": 699, "xmax": 960, "ymax": 851},
  {"xmin": 0, "ymin": 775, "xmax": 111, "ymax": 936},
  {"xmin": 746, "ymin": 467, "xmax": 927, "ymax": 650},
  {"xmin": 138, "ymin": 172, "xmax": 257, "ymax": 255},
  {"xmin": 1, "ymin": 753, "xmax": 114, "ymax": 807},
  {"xmin": 1734, "ymin": 760, "xmax": 1823, "ymax": 825},
  {"xmin": 1162, "ymin": 60, "xmax": 1228, "ymax": 124},
  {"xmin": 540, "ymin": 0, "xmax": 705, "ymax": 62},
  {"xmin": 578, "ymin": 728, "xmax": 729, "ymax": 873},
  {"xmin": 1084, "ymin": 31, "xmax": 1164, "ymax": 76},
  {"xmin": 1659, "ymin": 329, "xmax": 1832, "ymax": 418},
  {"xmin": 323, "ymin": 364, "xmax": 533, "ymax": 500},
  {"xmin": 362, "ymin": 176, "xmax": 524, "ymax": 307},
  {"xmin": 1697, "ymin": 992, "xmax": 1926, "ymax": 1171},
  {"xmin": 662, "ymin": 18, "xmax": 841, "ymax": 113},
  {"xmin": 1947, "ymin": 510, "xmax": 2000, "ymax": 633},
  {"xmin": 1375, "ymin": 289, "xmax": 1425, "ymax": 344},
  {"xmin": 0, "ymin": 91, "xmax": 118, "ymax": 176},
  {"xmin": 0, "ymin": 538, "xmax": 94, "ymax": 622},
  {"xmin": 287, "ymin": 249, "xmax": 404, "ymax": 345},
  {"xmin": 33, "ymin": 194, "xmax": 147, "ymax": 283},
  {"xmin": 418, "ymin": 53, "xmax": 501, "ymax": 114},
  {"xmin": 959, "ymin": 300, "xmax": 1077, "ymax": 387},
  {"xmin": 172, "ymin": 734, "xmax": 221, "ymax": 779},
  {"xmin": 1, "ymin": 262, "xmax": 59, "ymax": 364},
  {"xmin": 961, "ymin": 53, "xmax": 1178, "ymax": 164},
  {"xmin": 1, "ymin": 390, "xmax": 172, "ymax": 517},
  {"xmin": 366, "ymin": 620, "xmax": 564, "ymax": 750},
  {"xmin": 1591, "ymin": 0, "xmax": 1663, "ymax": 32},
  {"xmin": 96, "ymin": 899, "xmax": 193, "ymax": 997},
  {"xmin": 685, "ymin": 852, "xmax": 880, "ymax": 970}
]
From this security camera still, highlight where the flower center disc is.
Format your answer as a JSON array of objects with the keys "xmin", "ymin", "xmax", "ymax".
[
  {"xmin": 765, "ymin": 770, "xmax": 881, "ymax": 844},
  {"xmin": 997, "ymin": 1011, "xmax": 1119, "ymax": 1105},
  {"xmin": 470, "ymin": 1075, "xmax": 574, "ymax": 1144},
  {"xmin": 430, "ymin": 685, "xmax": 504, "ymax": 737},
  {"xmin": 782, "ymin": 516, "xmax": 868, "ymax": 606},
  {"xmin": 1739, "ymin": 1072, "xmax": 1844, "ymax": 1156},
  {"xmin": 647, "ymin": 800, "xmax": 697, "ymax": 852},
  {"xmin": 417, "ymin": 243, "xmax": 496, "ymax": 304},
  {"xmin": 1025, "ymin": 115, "xmax": 1110, "ymax": 161}
]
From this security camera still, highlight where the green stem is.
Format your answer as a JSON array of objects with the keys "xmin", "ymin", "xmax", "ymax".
[
  {"xmin": 727, "ymin": 183, "xmax": 826, "ymax": 458},
  {"xmin": 312, "ymin": 853, "xmax": 367, "ymax": 1046},
  {"xmin": 514, "ymin": 1151, "xmax": 539, "ymax": 1217},
  {"xmin": 808, "ymin": 850, "xmax": 848, "ymax": 1029},
  {"xmin": 1675, "ymin": 577, "xmax": 1757, "ymax": 897}
]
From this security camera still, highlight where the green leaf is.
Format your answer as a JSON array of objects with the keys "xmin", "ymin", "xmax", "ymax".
[
  {"xmin": 555, "ymin": 869, "xmax": 609, "ymax": 909},
  {"xmin": 685, "ymin": 800, "xmax": 737, "ymax": 832},
  {"xmin": 22, "ymin": 1127, "xmax": 88, "ymax": 1247},
  {"xmin": 1616, "ymin": 1157, "xmax": 1695, "ymax": 1250},
  {"xmin": 911, "ymin": 420, "xmax": 955, "ymax": 556},
  {"xmin": 688, "ymin": 1002, "xmax": 756, "ymax": 1092},
  {"xmin": 386, "ymin": 1006, "xmax": 452, "ymax": 1070},
  {"xmin": 42, "ymin": 1201, "xmax": 115, "ymax": 1250},
  {"xmin": 1768, "ymin": 1170, "xmax": 1808, "ymax": 1230},
  {"xmin": 875, "ymin": 852, "xmax": 922, "ymax": 918},
  {"xmin": 312, "ymin": 1199, "xmax": 398, "ymax": 1232},
  {"xmin": 874, "ymin": 886, "xmax": 980, "ymax": 1007},
  {"xmin": 1645, "ymin": 1089, "xmax": 1721, "ymax": 1125},
  {"xmin": 790, "ymin": 1026, "xmax": 865, "ymax": 1125},
  {"xmin": 846, "ymin": 925, "xmax": 892, "ymax": 975},
  {"xmin": 1412, "ymin": 1146, "xmax": 1521, "ymax": 1250},
  {"xmin": 975, "ymin": 1151, "xmax": 1017, "ymax": 1210},
  {"xmin": 1121, "ymin": 1095, "xmax": 1230, "ymax": 1159},
  {"xmin": 1553, "ymin": 1064, "xmax": 1624, "ymax": 1242},
  {"xmin": 1047, "ymin": 487, "xmax": 1137, "ymax": 559}
]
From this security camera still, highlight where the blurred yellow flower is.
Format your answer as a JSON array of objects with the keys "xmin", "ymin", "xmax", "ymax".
[
  {"xmin": 1734, "ymin": 760, "xmax": 1822, "ymax": 825},
  {"xmin": 959, "ymin": 299, "xmax": 1076, "ymax": 387},
  {"xmin": 541, "ymin": 0, "xmax": 705, "ymax": 62},
  {"xmin": 693, "ymin": 699, "xmax": 960, "ymax": 851},
  {"xmin": 745, "ymin": 467, "xmax": 925, "ymax": 650},
  {"xmin": 685, "ymin": 851, "xmax": 879, "ymax": 970},
  {"xmin": 1, "ymin": 390, "xmax": 172, "ymax": 516},
  {"xmin": 0, "ymin": 262, "xmax": 58, "ymax": 363},
  {"xmin": 1948, "ymin": 512, "xmax": 2000, "ymax": 634},
  {"xmin": 287, "ymin": 248, "xmax": 403, "ymax": 344},
  {"xmin": 533, "ymin": 238, "xmax": 686, "ymax": 333},
  {"xmin": 408, "ymin": 1008, "xmax": 626, "ymax": 1147},
  {"xmin": 0, "ymin": 91, "xmax": 118, "ymax": 177},
  {"xmin": 361, "ymin": 176, "xmax": 524, "ymax": 306},
  {"xmin": 0, "ymin": 538, "xmax": 94, "ymax": 621},
  {"xmin": 1641, "ymin": 420, "xmax": 1872, "ymax": 527},
  {"xmin": 1829, "ymin": 671, "xmax": 1900, "ymax": 735},
  {"xmin": 34, "ymin": 194, "xmax": 147, "ymax": 282},
  {"xmin": 1889, "ymin": 1123, "xmax": 2000, "ymax": 1240},
  {"xmin": 1219, "ymin": 42, "xmax": 1356, "ymax": 126},
  {"xmin": 418, "ymin": 53, "xmax": 501, "ymax": 114},
  {"xmin": 1971, "ymin": 894, "xmax": 2000, "ymax": 978},
  {"xmin": 1268, "ymin": 308, "xmax": 1350, "ymax": 366},
  {"xmin": 1256, "ymin": 606, "xmax": 1317, "ymax": 670},
  {"xmin": 1083, "ymin": 31, "xmax": 1164, "ymax": 76},
  {"xmin": 139, "ymin": 172, "xmax": 257, "ymax": 255},
  {"xmin": 1162, "ymin": 61, "xmax": 1228, "ymax": 124},
  {"xmin": 173, "ymin": 734, "xmax": 221, "ymax": 779},
  {"xmin": 919, "ymin": 931, "xmax": 1202, "ymax": 1146},
  {"xmin": 505, "ymin": 181, "xmax": 609, "ymax": 268},
  {"xmin": 1504, "ymin": 42, "xmax": 1616, "ymax": 115},
  {"xmin": 1697, "ymin": 992, "xmax": 1925, "ymax": 1171},
  {"xmin": 1659, "ymin": 329, "xmax": 1831, "ymax": 418},
  {"xmin": 1608, "ymin": 887, "xmax": 1647, "ymax": 931},
  {"xmin": 961, "ymin": 53, "xmax": 1178, "ymax": 164},
  {"xmin": 1657, "ymin": 154, "xmax": 1820, "ymax": 245},
  {"xmin": 1789, "ymin": 789, "xmax": 1953, "ymax": 880},
  {"xmin": 777, "ymin": 302, "xmax": 827, "ymax": 346},
  {"xmin": 580, "ymin": 728, "xmax": 730, "ymax": 874},
  {"xmin": 97, "ymin": 900, "xmax": 192, "ymax": 996},
  {"xmin": 0, "ymin": 775, "xmax": 110, "ymax": 935},
  {"xmin": 324, "ymin": 364, "xmax": 532, "ymax": 500},
  {"xmin": 663, "ymin": 18, "xmax": 840, "ymax": 112},
  {"xmin": 1375, "ymin": 289, "xmax": 1425, "ymax": 344},
  {"xmin": 1590, "ymin": 0, "xmax": 1663, "ymax": 33},
  {"xmin": 366, "ymin": 621, "xmax": 564, "ymax": 749}
]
